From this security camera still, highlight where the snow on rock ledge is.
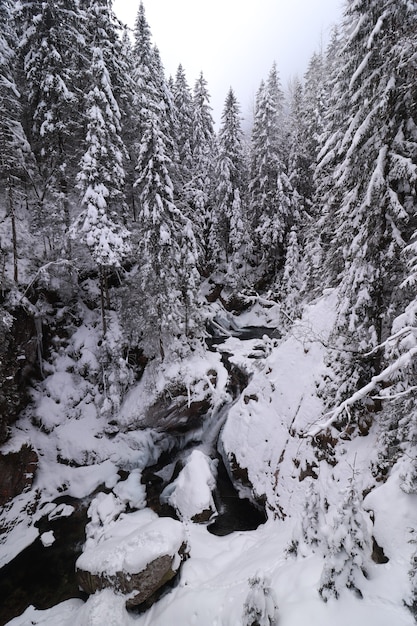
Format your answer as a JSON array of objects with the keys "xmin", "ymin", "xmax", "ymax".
[{"xmin": 76, "ymin": 508, "xmax": 187, "ymax": 607}]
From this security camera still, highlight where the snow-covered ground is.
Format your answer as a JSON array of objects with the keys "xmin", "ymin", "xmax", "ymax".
[{"xmin": 2, "ymin": 290, "xmax": 416, "ymax": 625}]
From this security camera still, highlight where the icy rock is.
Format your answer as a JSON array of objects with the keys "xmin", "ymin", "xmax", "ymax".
[{"xmin": 76, "ymin": 508, "xmax": 187, "ymax": 607}]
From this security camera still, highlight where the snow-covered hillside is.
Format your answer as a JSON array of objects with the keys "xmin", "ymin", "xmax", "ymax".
[{"xmin": 2, "ymin": 290, "xmax": 415, "ymax": 626}]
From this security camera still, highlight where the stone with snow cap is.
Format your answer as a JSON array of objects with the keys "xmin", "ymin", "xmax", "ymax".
[{"xmin": 76, "ymin": 508, "xmax": 187, "ymax": 607}]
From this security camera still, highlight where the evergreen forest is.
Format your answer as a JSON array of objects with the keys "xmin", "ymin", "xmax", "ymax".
[{"xmin": 0, "ymin": 1, "xmax": 417, "ymax": 625}]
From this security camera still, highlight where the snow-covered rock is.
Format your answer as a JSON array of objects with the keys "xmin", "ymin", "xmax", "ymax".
[
  {"xmin": 76, "ymin": 508, "xmax": 187, "ymax": 607},
  {"xmin": 161, "ymin": 450, "xmax": 217, "ymax": 522}
]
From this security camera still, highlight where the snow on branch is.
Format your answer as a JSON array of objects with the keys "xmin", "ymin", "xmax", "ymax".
[
  {"xmin": 349, "ymin": 50, "xmax": 372, "ymax": 90},
  {"xmin": 304, "ymin": 345, "xmax": 417, "ymax": 438},
  {"xmin": 363, "ymin": 326, "xmax": 417, "ymax": 357}
]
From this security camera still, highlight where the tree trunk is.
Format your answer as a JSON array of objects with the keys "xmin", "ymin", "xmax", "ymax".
[
  {"xmin": 99, "ymin": 266, "xmax": 107, "ymax": 337},
  {"xmin": 8, "ymin": 176, "xmax": 18, "ymax": 284}
]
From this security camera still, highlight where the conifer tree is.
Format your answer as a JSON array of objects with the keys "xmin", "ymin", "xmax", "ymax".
[
  {"xmin": 71, "ymin": 45, "xmax": 130, "ymax": 336},
  {"xmin": 286, "ymin": 77, "xmax": 311, "ymax": 215},
  {"xmin": 172, "ymin": 64, "xmax": 194, "ymax": 216},
  {"xmin": 134, "ymin": 111, "xmax": 201, "ymax": 360},
  {"xmin": 15, "ymin": 0, "xmax": 84, "ymax": 244},
  {"xmin": 0, "ymin": 0, "xmax": 31, "ymax": 283},
  {"xmin": 319, "ymin": 480, "xmax": 372, "ymax": 601},
  {"xmin": 242, "ymin": 572, "xmax": 279, "ymax": 626},
  {"xmin": 190, "ymin": 72, "xmax": 216, "ymax": 271},
  {"xmin": 130, "ymin": 2, "xmax": 176, "ymax": 210},
  {"xmin": 280, "ymin": 226, "xmax": 303, "ymax": 319},
  {"xmin": 249, "ymin": 63, "xmax": 295, "ymax": 280},
  {"xmin": 315, "ymin": 0, "xmax": 417, "ymax": 406},
  {"xmin": 210, "ymin": 88, "xmax": 248, "ymax": 281},
  {"xmin": 303, "ymin": 33, "xmax": 342, "ymax": 296}
]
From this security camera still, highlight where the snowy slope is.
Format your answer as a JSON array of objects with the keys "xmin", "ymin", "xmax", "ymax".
[{"xmin": 3, "ymin": 289, "xmax": 417, "ymax": 625}]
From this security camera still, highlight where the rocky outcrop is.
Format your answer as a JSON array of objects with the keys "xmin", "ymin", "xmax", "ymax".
[
  {"xmin": 76, "ymin": 509, "xmax": 187, "ymax": 608},
  {"xmin": 0, "ymin": 445, "xmax": 38, "ymax": 506},
  {"xmin": 0, "ymin": 304, "xmax": 39, "ymax": 443},
  {"xmin": 142, "ymin": 390, "xmax": 212, "ymax": 433},
  {"xmin": 77, "ymin": 550, "xmax": 186, "ymax": 608}
]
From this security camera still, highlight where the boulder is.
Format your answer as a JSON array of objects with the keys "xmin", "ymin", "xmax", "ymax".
[
  {"xmin": 0, "ymin": 445, "xmax": 38, "ymax": 506},
  {"xmin": 160, "ymin": 450, "xmax": 218, "ymax": 523},
  {"xmin": 76, "ymin": 509, "xmax": 187, "ymax": 608}
]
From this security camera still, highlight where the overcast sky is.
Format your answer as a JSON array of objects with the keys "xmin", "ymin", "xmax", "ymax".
[{"xmin": 113, "ymin": 0, "xmax": 344, "ymax": 126}]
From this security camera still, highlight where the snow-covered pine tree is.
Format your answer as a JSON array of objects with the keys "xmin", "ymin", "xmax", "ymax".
[
  {"xmin": 117, "ymin": 26, "xmax": 138, "ymax": 220},
  {"xmin": 289, "ymin": 478, "xmax": 322, "ymax": 557},
  {"xmin": 81, "ymin": 0, "xmax": 129, "ymax": 108},
  {"xmin": 172, "ymin": 64, "xmax": 194, "ymax": 216},
  {"xmin": 249, "ymin": 63, "xmax": 295, "ymax": 282},
  {"xmin": 280, "ymin": 226, "xmax": 303, "ymax": 321},
  {"xmin": 301, "ymin": 50, "xmax": 326, "ymax": 207},
  {"xmin": 286, "ymin": 77, "xmax": 311, "ymax": 216},
  {"xmin": 0, "ymin": 0, "xmax": 31, "ymax": 283},
  {"xmin": 71, "ymin": 45, "xmax": 130, "ymax": 336},
  {"xmin": 129, "ymin": 2, "xmax": 176, "ymax": 212},
  {"xmin": 242, "ymin": 572, "xmax": 279, "ymax": 626},
  {"xmin": 190, "ymin": 71, "xmax": 216, "ymax": 272},
  {"xmin": 319, "ymin": 478, "xmax": 372, "ymax": 602},
  {"xmin": 134, "ymin": 110, "xmax": 201, "ymax": 360},
  {"xmin": 15, "ymin": 0, "xmax": 84, "ymax": 246},
  {"xmin": 210, "ymin": 88, "xmax": 248, "ymax": 283},
  {"xmin": 315, "ymin": 0, "xmax": 417, "ymax": 409},
  {"xmin": 303, "ymin": 30, "xmax": 343, "ymax": 296}
]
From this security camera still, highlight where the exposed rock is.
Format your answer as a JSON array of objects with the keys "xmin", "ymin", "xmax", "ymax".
[
  {"xmin": 77, "ymin": 551, "xmax": 185, "ymax": 608},
  {"xmin": 0, "ymin": 445, "xmax": 38, "ymax": 506},
  {"xmin": 0, "ymin": 304, "xmax": 39, "ymax": 443},
  {"xmin": 371, "ymin": 536, "xmax": 389, "ymax": 564},
  {"xmin": 221, "ymin": 450, "xmax": 268, "ymax": 511},
  {"xmin": 76, "ymin": 509, "xmax": 187, "ymax": 608},
  {"xmin": 143, "ymin": 392, "xmax": 211, "ymax": 433}
]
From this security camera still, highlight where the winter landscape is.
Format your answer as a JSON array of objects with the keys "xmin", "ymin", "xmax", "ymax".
[{"xmin": 0, "ymin": 1, "xmax": 417, "ymax": 625}]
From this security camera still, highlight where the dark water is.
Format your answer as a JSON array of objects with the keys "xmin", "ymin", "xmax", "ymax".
[
  {"xmin": 0, "ymin": 498, "xmax": 88, "ymax": 626},
  {"xmin": 208, "ymin": 457, "xmax": 267, "ymax": 536}
]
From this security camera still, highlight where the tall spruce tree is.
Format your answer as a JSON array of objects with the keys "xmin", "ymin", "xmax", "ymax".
[
  {"xmin": 0, "ymin": 0, "xmax": 31, "ymax": 283},
  {"xmin": 190, "ymin": 72, "xmax": 216, "ymax": 272},
  {"xmin": 172, "ymin": 64, "xmax": 194, "ymax": 216},
  {"xmin": 316, "ymin": 0, "xmax": 417, "ymax": 406},
  {"xmin": 71, "ymin": 45, "xmax": 130, "ymax": 336},
  {"xmin": 210, "ymin": 88, "xmax": 248, "ymax": 281},
  {"xmin": 134, "ymin": 111, "xmax": 201, "ymax": 360},
  {"xmin": 129, "ymin": 3, "xmax": 202, "ymax": 360},
  {"xmin": 249, "ymin": 63, "xmax": 295, "ymax": 280},
  {"xmin": 15, "ymin": 0, "xmax": 84, "ymax": 246}
]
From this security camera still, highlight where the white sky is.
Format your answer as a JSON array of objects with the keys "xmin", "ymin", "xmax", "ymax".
[{"xmin": 113, "ymin": 0, "xmax": 344, "ymax": 127}]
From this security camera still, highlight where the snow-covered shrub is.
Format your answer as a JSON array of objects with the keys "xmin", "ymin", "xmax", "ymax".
[
  {"xmin": 319, "ymin": 480, "xmax": 372, "ymax": 601},
  {"xmin": 289, "ymin": 478, "xmax": 322, "ymax": 557},
  {"xmin": 242, "ymin": 572, "xmax": 279, "ymax": 626}
]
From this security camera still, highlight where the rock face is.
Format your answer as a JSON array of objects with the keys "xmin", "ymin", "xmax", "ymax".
[
  {"xmin": 0, "ymin": 445, "xmax": 38, "ymax": 506},
  {"xmin": 76, "ymin": 509, "xmax": 187, "ymax": 608},
  {"xmin": 0, "ymin": 304, "xmax": 39, "ymax": 443}
]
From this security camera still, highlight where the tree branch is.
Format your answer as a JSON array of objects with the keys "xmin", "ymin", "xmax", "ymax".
[{"xmin": 303, "ymin": 345, "xmax": 417, "ymax": 438}]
